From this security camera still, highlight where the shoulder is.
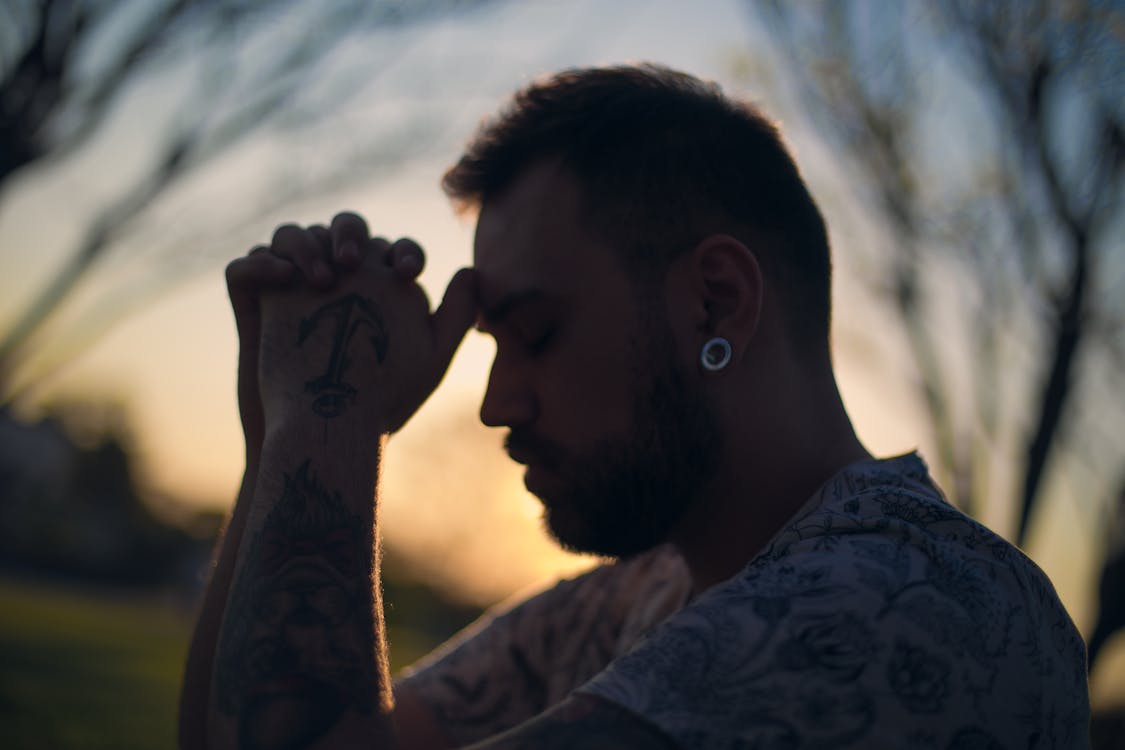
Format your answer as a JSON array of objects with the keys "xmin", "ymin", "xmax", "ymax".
[
  {"xmin": 396, "ymin": 546, "xmax": 689, "ymax": 746},
  {"xmin": 577, "ymin": 455, "xmax": 1088, "ymax": 748},
  {"xmin": 400, "ymin": 543, "xmax": 686, "ymax": 684}
]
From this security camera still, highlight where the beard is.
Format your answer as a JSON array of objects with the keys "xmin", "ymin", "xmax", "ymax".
[{"xmin": 508, "ymin": 320, "xmax": 722, "ymax": 559}]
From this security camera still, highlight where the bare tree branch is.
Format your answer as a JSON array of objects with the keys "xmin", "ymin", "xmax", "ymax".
[
  {"xmin": 752, "ymin": 0, "xmax": 1125, "ymax": 666},
  {"xmin": 0, "ymin": 0, "xmax": 500, "ymax": 400}
]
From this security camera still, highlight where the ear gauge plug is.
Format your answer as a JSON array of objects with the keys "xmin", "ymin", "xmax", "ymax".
[{"xmin": 701, "ymin": 337, "xmax": 732, "ymax": 371}]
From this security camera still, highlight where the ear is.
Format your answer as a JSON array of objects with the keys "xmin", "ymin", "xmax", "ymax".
[{"xmin": 686, "ymin": 233, "xmax": 764, "ymax": 363}]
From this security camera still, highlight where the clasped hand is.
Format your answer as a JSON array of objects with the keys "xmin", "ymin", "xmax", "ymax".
[{"xmin": 226, "ymin": 213, "xmax": 475, "ymax": 439}]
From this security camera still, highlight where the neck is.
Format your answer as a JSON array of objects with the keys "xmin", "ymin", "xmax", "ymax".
[{"xmin": 670, "ymin": 363, "xmax": 871, "ymax": 594}]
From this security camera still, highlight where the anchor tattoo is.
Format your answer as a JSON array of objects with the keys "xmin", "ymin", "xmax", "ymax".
[{"xmin": 298, "ymin": 294, "xmax": 388, "ymax": 418}]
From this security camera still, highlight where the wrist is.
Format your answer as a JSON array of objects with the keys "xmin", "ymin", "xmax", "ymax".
[
  {"xmin": 262, "ymin": 407, "xmax": 387, "ymax": 449},
  {"xmin": 253, "ymin": 412, "xmax": 385, "ymax": 525}
]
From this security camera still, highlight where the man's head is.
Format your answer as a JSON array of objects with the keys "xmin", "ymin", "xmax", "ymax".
[
  {"xmin": 446, "ymin": 63, "xmax": 832, "ymax": 350},
  {"xmin": 449, "ymin": 64, "xmax": 834, "ymax": 557}
]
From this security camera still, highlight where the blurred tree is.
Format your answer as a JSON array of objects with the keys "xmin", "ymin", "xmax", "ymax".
[
  {"xmin": 1088, "ymin": 473, "xmax": 1125, "ymax": 668},
  {"xmin": 0, "ymin": 0, "xmax": 493, "ymax": 401},
  {"xmin": 0, "ymin": 399, "xmax": 213, "ymax": 585},
  {"xmin": 751, "ymin": 0, "xmax": 1123, "ymax": 665}
]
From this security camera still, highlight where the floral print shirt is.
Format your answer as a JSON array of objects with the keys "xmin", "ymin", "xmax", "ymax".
[
  {"xmin": 400, "ymin": 454, "xmax": 1089, "ymax": 748},
  {"xmin": 579, "ymin": 453, "xmax": 1089, "ymax": 748}
]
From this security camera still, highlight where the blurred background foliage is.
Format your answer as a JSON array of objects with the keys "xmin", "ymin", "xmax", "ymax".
[{"xmin": 0, "ymin": 0, "xmax": 1122, "ymax": 747}]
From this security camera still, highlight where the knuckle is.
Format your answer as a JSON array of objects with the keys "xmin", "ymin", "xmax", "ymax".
[
  {"xmin": 395, "ymin": 243, "xmax": 424, "ymax": 262},
  {"xmin": 271, "ymin": 223, "xmax": 306, "ymax": 248},
  {"xmin": 332, "ymin": 210, "xmax": 364, "ymax": 225},
  {"xmin": 225, "ymin": 256, "xmax": 248, "ymax": 281},
  {"xmin": 331, "ymin": 211, "xmax": 368, "ymax": 236}
]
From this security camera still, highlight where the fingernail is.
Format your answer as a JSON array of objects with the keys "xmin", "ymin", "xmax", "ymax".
[{"xmin": 341, "ymin": 241, "xmax": 359, "ymax": 262}]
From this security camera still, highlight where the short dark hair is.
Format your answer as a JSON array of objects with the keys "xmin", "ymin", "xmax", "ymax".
[{"xmin": 444, "ymin": 63, "xmax": 832, "ymax": 348}]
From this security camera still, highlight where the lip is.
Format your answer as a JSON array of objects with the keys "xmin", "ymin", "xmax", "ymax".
[
  {"xmin": 504, "ymin": 443, "xmax": 536, "ymax": 466},
  {"xmin": 504, "ymin": 445, "xmax": 540, "ymax": 493},
  {"xmin": 522, "ymin": 463, "xmax": 545, "ymax": 495}
]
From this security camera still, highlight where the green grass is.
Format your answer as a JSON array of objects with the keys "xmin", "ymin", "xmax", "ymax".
[
  {"xmin": 0, "ymin": 577, "xmax": 192, "ymax": 750},
  {"xmin": 0, "ymin": 576, "xmax": 459, "ymax": 749}
]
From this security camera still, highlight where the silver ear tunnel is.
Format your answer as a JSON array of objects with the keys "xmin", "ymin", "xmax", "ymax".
[{"xmin": 701, "ymin": 337, "xmax": 732, "ymax": 371}]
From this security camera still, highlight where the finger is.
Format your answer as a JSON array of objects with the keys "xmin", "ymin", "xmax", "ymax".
[
  {"xmin": 271, "ymin": 224, "xmax": 333, "ymax": 287},
  {"xmin": 226, "ymin": 252, "xmax": 295, "ymax": 294},
  {"xmin": 310, "ymin": 222, "xmax": 356, "ymax": 273},
  {"xmin": 357, "ymin": 235, "xmax": 392, "ymax": 271},
  {"xmin": 308, "ymin": 224, "xmax": 332, "ymax": 252},
  {"xmin": 387, "ymin": 237, "xmax": 426, "ymax": 280},
  {"xmin": 431, "ymin": 267, "xmax": 477, "ymax": 367},
  {"xmin": 330, "ymin": 212, "xmax": 370, "ymax": 266}
]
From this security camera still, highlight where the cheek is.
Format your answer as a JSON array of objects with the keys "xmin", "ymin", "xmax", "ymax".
[{"xmin": 537, "ymin": 328, "xmax": 637, "ymax": 432}]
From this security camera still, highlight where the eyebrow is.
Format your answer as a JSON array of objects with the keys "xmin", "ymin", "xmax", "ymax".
[{"xmin": 476, "ymin": 288, "xmax": 551, "ymax": 330}]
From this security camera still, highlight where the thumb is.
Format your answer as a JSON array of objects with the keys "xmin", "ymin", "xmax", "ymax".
[{"xmin": 431, "ymin": 267, "xmax": 477, "ymax": 366}]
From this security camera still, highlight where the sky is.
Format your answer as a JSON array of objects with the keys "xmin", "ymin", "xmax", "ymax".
[
  {"xmin": 4, "ymin": 0, "xmax": 797, "ymax": 594},
  {"xmin": 2, "ymin": 0, "xmax": 1122, "ymax": 705}
]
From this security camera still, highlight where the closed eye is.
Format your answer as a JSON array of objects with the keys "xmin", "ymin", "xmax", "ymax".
[
  {"xmin": 524, "ymin": 328, "xmax": 555, "ymax": 355},
  {"xmin": 477, "ymin": 288, "xmax": 562, "ymax": 356}
]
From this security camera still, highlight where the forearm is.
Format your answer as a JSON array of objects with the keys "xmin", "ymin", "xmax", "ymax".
[
  {"xmin": 182, "ymin": 302, "xmax": 272, "ymax": 749},
  {"xmin": 206, "ymin": 416, "xmax": 394, "ymax": 748},
  {"xmin": 179, "ymin": 455, "xmax": 258, "ymax": 750}
]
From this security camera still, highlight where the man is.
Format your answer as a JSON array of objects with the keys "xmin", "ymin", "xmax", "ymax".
[{"xmin": 181, "ymin": 65, "xmax": 1089, "ymax": 748}]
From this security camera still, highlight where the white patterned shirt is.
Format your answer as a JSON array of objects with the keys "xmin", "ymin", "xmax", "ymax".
[{"xmin": 400, "ymin": 454, "xmax": 1089, "ymax": 748}]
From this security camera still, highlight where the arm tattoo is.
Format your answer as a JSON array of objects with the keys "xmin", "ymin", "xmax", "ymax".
[
  {"xmin": 216, "ymin": 460, "xmax": 378, "ymax": 749},
  {"xmin": 298, "ymin": 293, "xmax": 388, "ymax": 418},
  {"xmin": 470, "ymin": 695, "xmax": 679, "ymax": 750}
]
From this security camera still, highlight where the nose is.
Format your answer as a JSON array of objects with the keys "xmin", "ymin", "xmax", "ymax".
[{"xmin": 479, "ymin": 354, "xmax": 537, "ymax": 428}]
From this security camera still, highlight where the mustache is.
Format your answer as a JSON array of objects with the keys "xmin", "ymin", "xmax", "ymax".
[{"xmin": 504, "ymin": 429, "xmax": 565, "ymax": 468}]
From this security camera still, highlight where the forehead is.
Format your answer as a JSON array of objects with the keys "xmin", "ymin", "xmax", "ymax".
[{"xmin": 472, "ymin": 160, "xmax": 620, "ymax": 310}]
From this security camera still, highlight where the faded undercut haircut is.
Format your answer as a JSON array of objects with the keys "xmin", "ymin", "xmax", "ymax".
[{"xmin": 443, "ymin": 63, "xmax": 832, "ymax": 349}]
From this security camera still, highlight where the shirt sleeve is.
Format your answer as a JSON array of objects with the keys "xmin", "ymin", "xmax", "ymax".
[{"xmin": 396, "ymin": 545, "xmax": 690, "ymax": 746}]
